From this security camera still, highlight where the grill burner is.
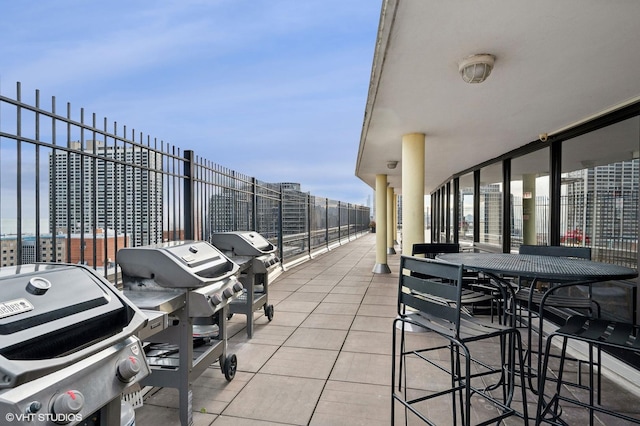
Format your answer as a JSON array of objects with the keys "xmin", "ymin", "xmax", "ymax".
[
  {"xmin": 0, "ymin": 264, "xmax": 149, "ymax": 425},
  {"xmin": 117, "ymin": 240, "xmax": 242, "ymax": 426},
  {"xmin": 210, "ymin": 232, "xmax": 280, "ymax": 337}
]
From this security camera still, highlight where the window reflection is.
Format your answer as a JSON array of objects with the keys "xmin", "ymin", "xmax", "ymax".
[
  {"xmin": 479, "ymin": 163, "xmax": 502, "ymax": 246},
  {"xmin": 511, "ymin": 149, "xmax": 550, "ymax": 250},
  {"xmin": 561, "ymin": 117, "xmax": 639, "ymax": 268},
  {"xmin": 458, "ymin": 173, "xmax": 474, "ymax": 243}
]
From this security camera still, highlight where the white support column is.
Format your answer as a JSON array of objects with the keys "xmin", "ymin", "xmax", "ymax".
[
  {"xmin": 373, "ymin": 174, "xmax": 391, "ymax": 273},
  {"xmin": 402, "ymin": 133, "xmax": 425, "ymax": 255},
  {"xmin": 387, "ymin": 186, "xmax": 396, "ymax": 254},
  {"xmin": 523, "ymin": 174, "xmax": 537, "ymax": 245}
]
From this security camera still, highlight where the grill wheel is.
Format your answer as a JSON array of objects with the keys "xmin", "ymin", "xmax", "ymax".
[
  {"xmin": 265, "ymin": 304, "xmax": 275, "ymax": 322},
  {"xmin": 224, "ymin": 354, "xmax": 237, "ymax": 381}
]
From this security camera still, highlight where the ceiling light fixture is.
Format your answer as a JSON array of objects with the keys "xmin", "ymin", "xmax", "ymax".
[
  {"xmin": 458, "ymin": 54, "xmax": 495, "ymax": 84},
  {"xmin": 387, "ymin": 161, "xmax": 398, "ymax": 169}
]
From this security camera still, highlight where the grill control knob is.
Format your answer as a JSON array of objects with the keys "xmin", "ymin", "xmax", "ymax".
[
  {"xmin": 117, "ymin": 356, "xmax": 141, "ymax": 382},
  {"xmin": 26, "ymin": 401, "xmax": 42, "ymax": 414},
  {"xmin": 52, "ymin": 390, "xmax": 84, "ymax": 417},
  {"xmin": 210, "ymin": 293, "xmax": 222, "ymax": 306},
  {"xmin": 223, "ymin": 287, "xmax": 234, "ymax": 299},
  {"xmin": 233, "ymin": 282, "xmax": 244, "ymax": 292}
]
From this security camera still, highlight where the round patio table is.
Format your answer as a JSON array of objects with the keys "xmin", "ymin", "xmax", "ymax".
[{"xmin": 437, "ymin": 252, "xmax": 638, "ymax": 421}]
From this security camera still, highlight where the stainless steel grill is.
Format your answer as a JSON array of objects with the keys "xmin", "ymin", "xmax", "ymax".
[
  {"xmin": 117, "ymin": 240, "xmax": 243, "ymax": 426},
  {"xmin": 210, "ymin": 232, "xmax": 280, "ymax": 337},
  {"xmin": 0, "ymin": 263, "xmax": 150, "ymax": 425}
]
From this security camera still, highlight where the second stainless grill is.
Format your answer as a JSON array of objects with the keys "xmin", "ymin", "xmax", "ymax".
[{"xmin": 117, "ymin": 240, "xmax": 243, "ymax": 426}]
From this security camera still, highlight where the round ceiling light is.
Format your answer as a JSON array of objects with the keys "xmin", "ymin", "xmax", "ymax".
[{"xmin": 458, "ymin": 54, "xmax": 495, "ymax": 84}]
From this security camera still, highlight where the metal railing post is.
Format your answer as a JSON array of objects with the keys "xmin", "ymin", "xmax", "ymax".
[
  {"xmin": 184, "ymin": 150, "xmax": 195, "ymax": 240},
  {"xmin": 348, "ymin": 203, "xmax": 352, "ymax": 240},
  {"xmin": 252, "ymin": 177, "xmax": 257, "ymax": 231},
  {"xmin": 307, "ymin": 194, "xmax": 312, "ymax": 257},
  {"xmin": 278, "ymin": 184, "xmax": 284, "ymax": 263},
  {"xmin": 338, "ymin": 201, "xmax": 341, "ymax": 243},
  {"xmin": 325, "ymin": 198, "xmax": 329, "ymax": 250},
  {"xmin": 16, "ymin": 82, "xmax": 23, "ymax": 264}
]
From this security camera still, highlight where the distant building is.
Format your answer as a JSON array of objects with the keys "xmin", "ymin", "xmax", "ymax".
[
  {"xmin": 205, "ymin": 181, "xmax": 305, "ymax": 240},
  {"xmin": 1, "ymin": 234, "xmax": 66, "ymax": 267},
  {"xmin": 49, "ymin": 140, "xmax": 163, "ymax": 246},
  {"xmin": 563, "ymin": 160, "xmax": 639, "ymax": 241},
  {"xmin": 1, "ymin": 230, "xmax": 128, "ymax": 268},
  {"xmin": 280, "ymin": 183, "xmax": 307, "ymax": 236},
  {"xmin": 67, "ymin": 229, "xmax": 129, "ymax": 267}
]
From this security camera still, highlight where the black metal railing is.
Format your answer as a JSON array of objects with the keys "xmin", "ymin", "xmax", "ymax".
[{"xmin": 0, "ymin": 82, "xmax": 370, "ymax": 275}]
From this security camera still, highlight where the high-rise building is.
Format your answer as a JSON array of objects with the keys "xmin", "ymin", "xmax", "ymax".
[
  {"xmin": 49, "ymin": 140, "xmax": 163, "ymax": 246},
  {"xmin": 280, "ymin": 183, "xmax": 307, "ymax": 236},
  {"xmin": 204, "ymin": 182, "xmax": 312, "ymax": 240},
  {"xmin": 563, "ymin": 159, "xmax": 639, "ymax": 242}
]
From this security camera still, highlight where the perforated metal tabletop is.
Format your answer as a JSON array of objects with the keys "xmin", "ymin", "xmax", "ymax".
[{"xmin": 436, "ymin": 253, "xmax": 637, "ymax": 282}]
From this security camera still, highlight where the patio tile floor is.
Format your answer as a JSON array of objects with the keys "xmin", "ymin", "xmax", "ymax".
[{"xmin": 133, "ymin": 233, "xmax": 640, "ymax": 425}]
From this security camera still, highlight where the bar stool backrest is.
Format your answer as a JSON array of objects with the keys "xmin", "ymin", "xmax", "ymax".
[
  {"xmin": 399, "ymin": 255, "xmax": 465, "ymax": 336},
  {"xmin": 518, "ymin": 245, "xmax": 591, "ymax": 260},
  {"xmin": 412, "ymin": 243, "xmax": 460, "ymax": 258}
]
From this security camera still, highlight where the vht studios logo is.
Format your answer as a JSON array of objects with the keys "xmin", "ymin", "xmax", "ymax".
[{"xmin": 6, "ymin": 412, "xmax": 83, "ymax": 423}]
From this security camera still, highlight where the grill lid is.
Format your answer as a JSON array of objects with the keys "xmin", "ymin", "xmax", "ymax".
[
  {"xmin": 117, "ymin": 240, "xmax": 239, "ymax": 288},
  {"xmin": 210, "ymin": 232, "xmax": 276, "ymax": 256},
  {"xmin": 0, "ymin": 263, "xmax": 147, "ymax": 388}
]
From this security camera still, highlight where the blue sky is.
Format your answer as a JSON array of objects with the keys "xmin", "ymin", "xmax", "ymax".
[{"xmin": 0, "ymin": 0, "xmax": 379, "ymax": 206}]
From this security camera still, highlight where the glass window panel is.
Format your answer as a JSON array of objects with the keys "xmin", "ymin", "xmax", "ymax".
[
  {"xmin": 511, "ymin": 149, "xmax": 550, "ymax": 250},
  {"xmin": 479, "ymin": 163, "xmax": 503, "ymax": 246},
  {"xmin": 561, "ymin": 116, "xmax": 639, "ymax": 269},
  {"xmin": 458, "ymin": 173, "xmax": 474, "ymax": 243}
]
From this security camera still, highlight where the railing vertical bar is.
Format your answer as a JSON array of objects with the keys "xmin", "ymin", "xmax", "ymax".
[
  {"xmin": 178, "ymin": 147, "xmax": 183, "ymax": 240},
  {"xmin": 113, "ymin": 121, "xmax": 120, "ymax": 252},
  {"xmin": 162, "ymin": 140, "xmax": 167, "ymax": 241},
  {"xmin": 91, "ymin": 113, "xmax": 98, "ymax": 269},
  {"xmin": 325, "ymin": 198, "xmax": 329, "ymax": 251},
  {"xmin": 102, "ymin": 117, "xmax": 109, "ymax": 274},
  {"xmin": 79, "ymin": 108, "xmax": 86, "ymax": 265},
  {"xmin": 307, "ymin": 194, "xmax": 311, "ymax": 255},
  {"xmin": 143, "ymin": 134, "xmax": 148, "ymax": 245},
  {"xmin": 123, "ymin": 125, "xmax": 129, "ymax": 248},
  {"xmin": 129, "ymin": 129, "xmax": 135, "ymax": 247},
  {"xmin": 16, "ymin": 82, "xmax": 22, "ymax": 264},
  {"xmin": 172, "ymin": 145, "xmax": 177, "ymax": 240},
  {"xmin": 65, "ymin": 102, "xmax": 72, "ymax": 263},
  {"xmin": 153, "ymin": 137, "xmax": 159, "ymax": 244},
  {"xmin": 51, "ymin": 96, "xmax": 57, "ymax": 262},
  {"xmin": 278, "ymin": 184, "xmax": 284, "ymax": 262},
  {"xmin": 35, "ymin": 89, "xmax": 41, "ymax": 262}
]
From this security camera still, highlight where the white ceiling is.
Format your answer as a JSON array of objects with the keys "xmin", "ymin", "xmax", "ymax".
[{"xmin": 356, "ymin": 0, "xmax": 640, "ymax": 194}]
